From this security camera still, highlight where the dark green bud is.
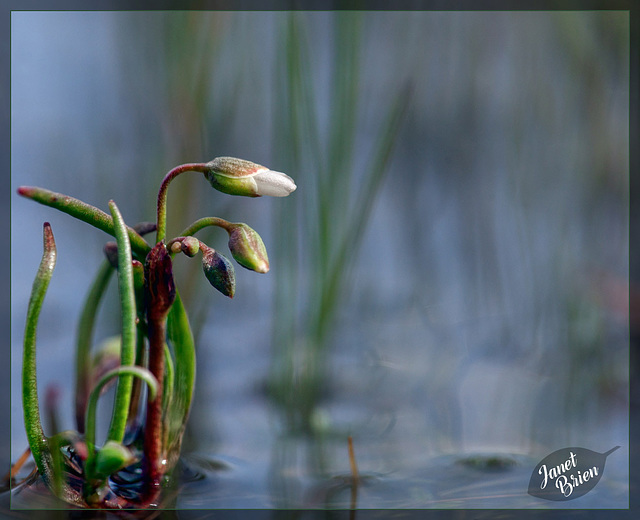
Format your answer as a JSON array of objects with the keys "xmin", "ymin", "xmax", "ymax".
[{"xmin": 201, "ymin": 245, "xmax": 235, "ymax": 298}]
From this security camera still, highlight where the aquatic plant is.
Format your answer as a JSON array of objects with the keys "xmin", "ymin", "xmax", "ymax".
[{"xmin": 15, "ymin": 157, "xmax": 295, "ymax": 509}]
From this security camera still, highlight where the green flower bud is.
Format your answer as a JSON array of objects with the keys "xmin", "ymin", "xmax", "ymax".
[
  {"xmin": 92, "ymin": 440, "xmax": 136, "ymax": 480},
  {"xmin": 180, "ymin": 236, "xmax": 200, "ymax": 257},
  {"xmin": 169, "ymin": 236, "xmax": 201, "ymax": 257},
  {"xmin": 201, "ymin": 245, "xmax": 235, "ymax": 298},
  {"xmin": 204, "ymin": 157, "xmax": 296, "ymax": 197},
  {"xmin": 228, "ymin": 223, "xmax": 269, "ymax": 273}
]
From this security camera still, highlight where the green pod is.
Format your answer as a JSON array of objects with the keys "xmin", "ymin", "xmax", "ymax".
[
  {"xmin": 227, "ymin": 223, "xmax": 269, "ymax": 273},
  {"xmin": 201, "ymin": 245, "xmax": 235, "ymax": 298}
]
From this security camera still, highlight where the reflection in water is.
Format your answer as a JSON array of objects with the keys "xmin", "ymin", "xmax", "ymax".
[{"xmin": 4, "ymin": 448, "xmax": 627, "ymax": 511}]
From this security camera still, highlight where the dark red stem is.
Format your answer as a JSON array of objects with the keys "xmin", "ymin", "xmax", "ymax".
[
  {"xmin": 142, "ymin": 243, "xmax": 175, "ymax": 505},
  {"xmin": 143, "ymin": 312, "xmax": 166, "ymax": 503}
]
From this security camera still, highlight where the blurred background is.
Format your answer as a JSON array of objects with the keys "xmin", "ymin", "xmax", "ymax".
[{"xmin": 10, "ymin": 10, "xmax": 629, "ymax": 510}]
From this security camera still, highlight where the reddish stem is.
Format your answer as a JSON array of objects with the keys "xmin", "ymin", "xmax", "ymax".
[
  {"xmin": 142, "ymin": 243, "xmax": 175, "ymax": 505},
  {"xmin": 156, "ymin": 163, "xmax": 208, "ymax": 244},
  {"xmin": 143, "ymin": 313, "xmax": 166, "ymax": 503}
]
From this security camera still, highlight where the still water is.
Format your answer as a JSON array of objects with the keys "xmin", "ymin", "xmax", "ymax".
[{"xmin": 6, "ymin": 289, "xmax": 629, "ymax": 510}]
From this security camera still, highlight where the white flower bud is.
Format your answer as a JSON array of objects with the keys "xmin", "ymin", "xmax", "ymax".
[{"xmin": 205, "ymin": 157, "xmax": 296, "ymax": 197}]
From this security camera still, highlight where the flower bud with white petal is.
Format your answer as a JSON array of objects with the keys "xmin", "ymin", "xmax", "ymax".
[{"xmin": 204, "ymin": 157, "xmax": 296, "ymax": 198}]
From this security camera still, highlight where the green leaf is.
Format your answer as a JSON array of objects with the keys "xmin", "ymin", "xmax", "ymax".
[
  {"xmin": 164, "ymin": 291, "xmax": 196, "ymax": 462},
  {"xmin": 17, "ymin": 186, "xmax": 152, "ymax": 258},
  {"xmin": 105, "ymin": 201, "xmax": 138, "ymax": 444},
  {"xmin": 22, "ymin": 223, "xmax": 56, "ymax": 480}
]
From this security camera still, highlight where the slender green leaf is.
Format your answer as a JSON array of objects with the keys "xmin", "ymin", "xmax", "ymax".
[
  {"xmin": 165, "ymin": 291, "xmax": 196, "ymax": 458},
  {"xmin": 17, "ymin": 186, "xmax": 152, "ymax": 258},
  {"xmin": 22, "ymin": 223, "xmax": 56, "ymax": 479},
  {"xmin": 106, "ymin": 201, "xmax": 138, "ymax": 444}
]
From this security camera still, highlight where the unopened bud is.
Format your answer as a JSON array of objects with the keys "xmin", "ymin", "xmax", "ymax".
[
  {"xmin": 228, "ymin": 223, "xmax": 269, "ymax": 273},
  {"xmin": 201, "ymin": 245, "xmax": 235, "ymax": 298},
  {"xmin": 204, "ymin": 156, "xmax": 296, "ymax": 198},
  {"xmin": 93, "ymin": 441, "xmax": 136, "ymax": 480},
  {"xmin": 180, "ymin": 236, "xmax": 200, "ymax": 257}
]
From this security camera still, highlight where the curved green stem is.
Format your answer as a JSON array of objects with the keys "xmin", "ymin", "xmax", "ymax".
[
  {"xmin": 177, "ymin": 216, "xmax": 232, "ymax": 239},
  {"xmin": 17, "ymin": 186, "xmax": 152, "ymax": 257},
  {"xmin": 85, "ymin": 366, "xmax": 159, "ymax": 471},
  {"xmin": 105, "ymin": 201, "xmax": 137, "ymax": 444},
  {"xmin": 156, "ymin": 163, "xmax": 209, "ymax": 244},
  {"xmin": 22, "ymin": 222, "xmax": 56, "ymax": 478},
  {"xmin": 75, "ymin": 260, "xmax": 114, "ymax": 433}
]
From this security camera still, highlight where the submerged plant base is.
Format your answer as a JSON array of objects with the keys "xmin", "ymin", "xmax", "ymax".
[
  {"xmin": 25, "ymin": 438, "xmax": 161, "ymax": 509},
  {"xmin": 8, "ymin": 452, "xmax": 218, "ymax": 512}
]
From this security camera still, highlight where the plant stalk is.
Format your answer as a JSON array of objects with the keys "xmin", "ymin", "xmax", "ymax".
[
  {"xmin": 176, "ymin": 216, "xmax": 232, "ymax": 239},
  {"xmin": 155, "ymin": 163, "xmax": 208, "ymax": 243},
  {"xmin": 142, "ymin": 242, "xmax": 176, "ymax": 503}
]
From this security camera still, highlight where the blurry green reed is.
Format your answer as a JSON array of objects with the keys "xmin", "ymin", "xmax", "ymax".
[{"xmin": 269, "ymin": 12, "xmax": 411, "ymax": 433}]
